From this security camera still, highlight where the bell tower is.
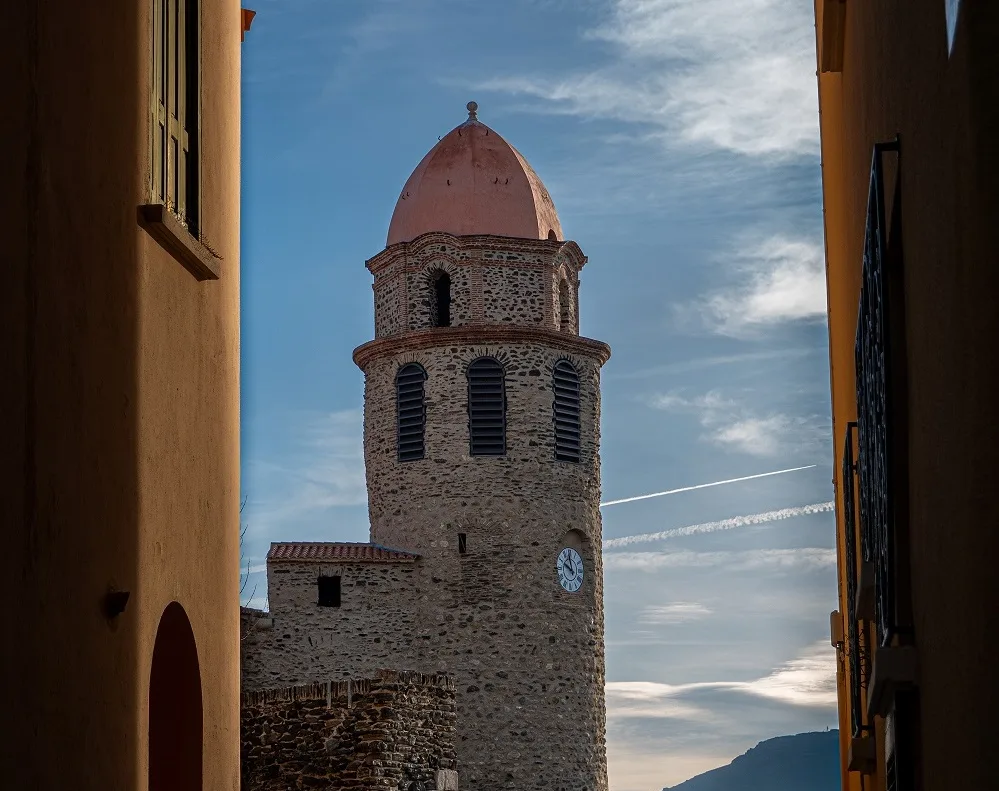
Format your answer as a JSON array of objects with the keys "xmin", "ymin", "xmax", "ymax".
[{"xmin": 353, "ymin": 103, "xmax": 611, "ymax": 791}]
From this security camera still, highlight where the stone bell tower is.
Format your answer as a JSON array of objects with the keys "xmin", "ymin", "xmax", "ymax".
[{"xmin": 352, "ymin": 103, "xmax": 611, "ymax": 791}]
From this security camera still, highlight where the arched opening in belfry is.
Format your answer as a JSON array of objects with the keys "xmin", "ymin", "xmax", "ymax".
[
  {"xmin": 431, "ymin": 271, "xmax": 452, "ymax": 328},
  {"xmin": 558, "ymin": 279, "xmax": 571, "ymax": 330},
  {"xmin": 149, "ymin": 601, "xmax": 203, "ymax": 791},
  {"xmin": 547, "ymin": 228, "xmax": 558, "ymax": 241}
]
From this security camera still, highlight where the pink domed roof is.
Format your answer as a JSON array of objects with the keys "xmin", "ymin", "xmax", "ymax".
[{"xmin": 387, "ymin": 102, "xmax": 563, "ymax": 246}]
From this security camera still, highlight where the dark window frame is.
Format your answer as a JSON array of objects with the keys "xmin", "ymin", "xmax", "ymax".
[
  {"xmin": 317, "ymin": 575, "xmax": 341, "ymax": 608},
  {"xmin": 431, "ymin": 270, "xmax": 452, "ymax": 328},
  {"xmin": 467, "ymin": 357, "xmax": 507, "ymax": 457},
  {"xmin": 396, "ymin": 363, "xmax": 428, "ymax": 462},
  {"xmin": 553, "ymin": 359, "xmax": 581, "ymax": 462},
  {"xmin": 558, "ymin": 279, "xmax": 571, "ymax": 330}
]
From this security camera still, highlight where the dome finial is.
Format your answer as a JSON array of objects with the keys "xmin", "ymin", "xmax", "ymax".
[{"xmin": 466, "ymin": 101, "xmax": 478, "ymax": 121}]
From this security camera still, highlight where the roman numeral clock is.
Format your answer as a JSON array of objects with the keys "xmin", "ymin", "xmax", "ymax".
[{"xmin": 558, "ymin": 546, "xmax": 584, "ymax": 593}]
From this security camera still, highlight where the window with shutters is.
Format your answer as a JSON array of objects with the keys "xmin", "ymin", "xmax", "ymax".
[
  {"xmin": 553, "ymin": 360, "xmax": 581, "ymax": 462},
  {"xmin": 396, "ymin": 363, "xmax": 427, "ymax": 462},
  {"xmin": 151, "ymin": 0, "xmax": 199, "ymax": 233},
  {"xmin": 467, "ymin": 358, "xmax": 506, "ymax": 457}
]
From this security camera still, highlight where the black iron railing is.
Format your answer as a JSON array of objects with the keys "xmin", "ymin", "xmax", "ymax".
[
  {"xmin": 855, "ymin": 139, "xmax": 900, "ymax": 649},
  {"xmin": 842, "ymin": 422, "xmax": 869, "ymax": 737}
]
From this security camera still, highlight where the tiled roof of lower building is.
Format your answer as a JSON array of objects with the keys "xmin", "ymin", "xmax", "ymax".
[{"xmin": 266, "ymin": 542, "xmax": 420, "ymax": 563}]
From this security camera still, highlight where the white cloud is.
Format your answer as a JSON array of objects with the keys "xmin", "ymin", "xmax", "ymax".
[
  {"xmin": 640, "ymin": 602, "xmax": 714, "ymax": 624},
  {"xmin": 646, "ymin": 384, "xmax": 828, "ymax": 458},
  {"xmin": 649, "ymin": 389, "xmax": 735, "ymax": 413},
  {"xmin": 605, "ymin": 547, "xmax": 837, "ymax": 573},
  {"xmin": 478, "ymin": 0, "xmax": 818, "ymax": 159},
  {"xmin": 744, "ymin": 641, "xmax": 838, "ymax": 707},
  {"xmin": 688, "ymin": 234, "xmax": 828, "ymax": 337},
  {"xmin": 712, "ymin": 414, "xmax": 819, "ymax": 456},
  {"xmin": 243, "ymin": 408, "xmax": 367, "ymax": 540},
  {"xmin": 609, "ymin": 348, "xmax": 817, "ymax": 381},
  {"xmin": 606, "ymin": 640, "xmax": 837, "ymax": 721}
]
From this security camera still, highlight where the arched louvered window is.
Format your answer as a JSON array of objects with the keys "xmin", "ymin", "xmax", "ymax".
[
  {"xmin": 431, "ymin": 271, "xmax": 452, "ymax": 328},
  {"xmin": 467, "ymin": 357, "xmax": 506, "ymax": 456},
  {"xmin": 396, "ymin": 363, "xmax": 427, "ymax": 462},
  {"xmin": 553, "ymin": 360, "xmax": 581, "ymax": 462}
]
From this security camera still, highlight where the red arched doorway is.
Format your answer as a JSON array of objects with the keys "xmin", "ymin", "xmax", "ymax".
[{"xmin": 149, "ymin": 601, "xmax": 203, "ymax": 791}]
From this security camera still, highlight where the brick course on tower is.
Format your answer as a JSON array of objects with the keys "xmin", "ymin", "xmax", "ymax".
[{"xmin": 241, "ymin": 103, "xmax": 611, "ymax": 791}]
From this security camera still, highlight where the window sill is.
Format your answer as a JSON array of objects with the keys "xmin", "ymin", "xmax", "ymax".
[
  {"xmin": 138, "ymin": 204, "xmax": 221, "ymax": 281},
  {"xmin": 867, "ymin": 645, "xmax": 918, "ymax": 719}
]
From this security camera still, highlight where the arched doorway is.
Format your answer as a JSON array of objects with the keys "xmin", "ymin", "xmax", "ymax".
[{"xmin": 149, "ymin": 601, "xmax": 203, "ymax": 791}]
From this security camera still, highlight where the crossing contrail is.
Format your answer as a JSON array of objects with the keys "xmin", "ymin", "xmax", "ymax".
[
  {"xmin": 602, "ymin": 501, "xmax": 835, "ymax": 549},
  {"xmin": 599, "ymin": 465, "xmax": 817, "ymax": 508}
]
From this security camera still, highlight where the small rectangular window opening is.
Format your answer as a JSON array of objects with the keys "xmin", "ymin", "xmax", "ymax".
[
  {"xmin": 317, "ymin": 575, "xmax": 341, "ymax": 607},
  {"xmin": 457, "ymin": 533, "xmax": 467, "ymax": 554}
]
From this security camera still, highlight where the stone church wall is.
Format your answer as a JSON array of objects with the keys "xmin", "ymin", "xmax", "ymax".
[
  {"xmin": 355, "ymin": 339, "xmax": 609, "ymax": 791},
  {"xmin": 241, "ymin": 561, "xmax": 426, "ymax": 690},
  {"xmin": 241, "ymin": 671, "xmax": 458, "ymax": 791}
]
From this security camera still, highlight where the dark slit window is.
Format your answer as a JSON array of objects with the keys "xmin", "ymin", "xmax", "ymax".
[
  {"xmin": 317, "ymin": 576, "xmax": 341, "ymax": 607},
  {"xmin": 432, "ymin": 271, "xmax": 452, "ymax": 327},
  {"xmin": 396, "ymin": 363, "xmax": 427, "ymax": 462},
  {"xmin": 458, "ymin": 533, "xmax": 467, "ymax": 554},
  {"xmin": 558, "ymin": 279, "xmax": 571, "ymax": 330},
  {"xmin": 467, "ymin": 357, "xmax": 506, "ymax": 456},
  {"xmin": 553, "ymin": 360, "xmax": 581, "ymax": 462}
]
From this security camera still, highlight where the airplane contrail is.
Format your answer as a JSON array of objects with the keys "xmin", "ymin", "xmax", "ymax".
[
  {"xmin": 599, "ymin": 465, "xmax": 817, "ymax": 508},
  {"xmin": 602, "ymin": 501, "xmax": 835, "ymax": 549}
]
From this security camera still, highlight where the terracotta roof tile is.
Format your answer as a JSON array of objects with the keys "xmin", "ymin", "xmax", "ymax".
[{"xmin": 267, "ymin": 542, "xmax": 419, "ymax": 563}]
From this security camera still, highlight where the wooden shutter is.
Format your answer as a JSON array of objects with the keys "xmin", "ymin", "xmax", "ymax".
[
  {"xmin": 467, "ymin": 358, "xmax": 506, "ymax": 457},
  {"xmin": 553, "ymin": 360, "xmax": 581, "ymax": 462},
  {"xmin": 151, "ymin": 0, "xmax": 198, "ymax": 231},
  {"xmin": 396, "ymin": 364, "xmax": 427, "ymax": 462}
]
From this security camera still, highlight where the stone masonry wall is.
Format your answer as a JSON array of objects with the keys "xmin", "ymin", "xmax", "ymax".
[
  {"xmin": 370, "ymin": 235, "xmax": 585, "ymax": 339},
  {"xmin": 242, "ymin": 561, "xmax": 423, "ymax": 690},
  {"xmin": 241, "ymin": 671, "xmax": 457, "ymax": 791},
  {"xmin": 241, "ymin": 235, "xmax": 609, "ymax": 791},
  {"xmin": 358, "ymin": 338, "xmax": 610, "ymax": 791}
]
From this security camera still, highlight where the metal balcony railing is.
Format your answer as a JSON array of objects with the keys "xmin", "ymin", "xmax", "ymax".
[
  {"xmin": 842, "ymin": 422, "xmax": 870, "ymax": 738},
  {"xmin": 855, "ymin": 138, "xmax": 901, "ymax": 650}
]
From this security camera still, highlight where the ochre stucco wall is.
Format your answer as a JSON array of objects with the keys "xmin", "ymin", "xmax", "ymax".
[
  {"xmin": 1, "ymin": 1, "xmax": 242, "ymax": 788},
  {"xmin": 817, "ymin": 2, "xmax": 999, "ymax": 790}
]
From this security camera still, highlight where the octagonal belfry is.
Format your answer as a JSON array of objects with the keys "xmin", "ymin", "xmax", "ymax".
[{"xmin": 356, "ymin": 103, "xmax": 610, "ymax": 791}]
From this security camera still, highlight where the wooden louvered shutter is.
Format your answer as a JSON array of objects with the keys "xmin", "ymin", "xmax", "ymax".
[
  {"xmin": 553, "ymin": 360, "xmax": 581, "ymax": 462},
  {"xmin": 467, "ymin": 358, "xmax": 506, "ymax": 457},
  {"xmin": 396, "ymin": 364, "xmax": 427, "ymax": 462}
]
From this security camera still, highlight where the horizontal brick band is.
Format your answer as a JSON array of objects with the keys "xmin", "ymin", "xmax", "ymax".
[{"xmin": 353, "ymin": 325, "xmax": 611, "ymax": 369}]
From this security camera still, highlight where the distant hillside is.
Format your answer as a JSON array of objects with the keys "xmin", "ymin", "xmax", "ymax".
[{"xmin": 664, "ymin": 731, "xmax": 840, "ymax": 791}]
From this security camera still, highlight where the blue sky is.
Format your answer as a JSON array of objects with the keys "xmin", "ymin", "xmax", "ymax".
[{"xmin": 240, "ymin": 1, "xmax": 836, "ymax": 788}]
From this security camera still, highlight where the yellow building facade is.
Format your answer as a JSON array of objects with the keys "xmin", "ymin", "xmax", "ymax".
[
  {"xmin": 2, "ymin": 1, "xmax": 250, "ymax": 787},
  {"xmin": 815, "ymin": 2, "xmax": 999, "ymax": 790}
]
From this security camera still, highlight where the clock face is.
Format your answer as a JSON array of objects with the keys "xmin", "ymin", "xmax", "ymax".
[{"xmin": 557, "ymin": 547, "xmax": 584, "ymax": 593}]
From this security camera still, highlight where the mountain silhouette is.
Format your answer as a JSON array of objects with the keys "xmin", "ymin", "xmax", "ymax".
[{"xmin": 664, "ymin": 731, "xmax": 840, "ymax": 791}]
